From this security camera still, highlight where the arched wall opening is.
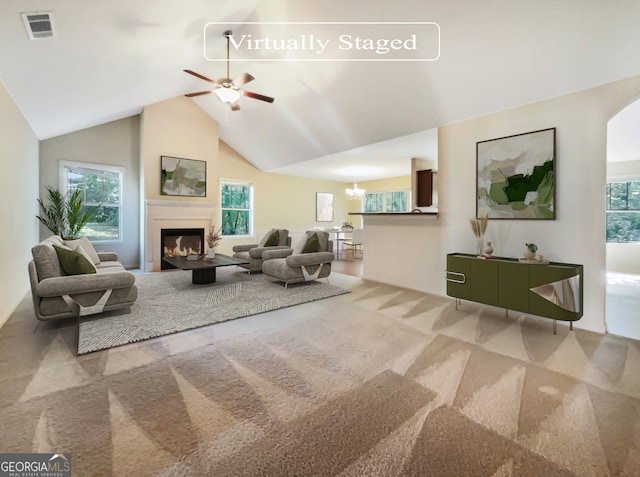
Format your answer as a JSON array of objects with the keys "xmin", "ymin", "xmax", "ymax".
[{"xmin": 605, "ymin": 97, "xmax": 640, "ymax": 340}]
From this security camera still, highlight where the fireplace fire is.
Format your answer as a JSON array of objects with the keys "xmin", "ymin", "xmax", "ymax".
[{"xmin": 161, "ymin": 228, "xmax": 205, "ymax": 269}]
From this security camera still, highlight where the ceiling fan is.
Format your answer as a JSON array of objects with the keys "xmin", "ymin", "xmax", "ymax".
[{"xmin": 183, "ymin": 30, "xmax": 274, "ymax": 111}]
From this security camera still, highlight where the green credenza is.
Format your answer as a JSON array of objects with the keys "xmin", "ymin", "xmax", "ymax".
[{"xmin": 446, "ymin": 253, "xmax": 583, "ymax": 332}]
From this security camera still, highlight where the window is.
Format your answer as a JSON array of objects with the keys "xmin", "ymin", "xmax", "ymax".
[
  {"xmin": 60, "ymin": 161, "xmax": 123, "ymax": 242},
  {"xmin": 363, "ymin": 190, "xmax": 410, "ymax": 212},
  {"xmin": 221, "ymin": 181, "xmax": 253, "ymax": 236},
  {"xmin": 606, "ymin": 180, "xmax": 640, "ymax": 243},
  {"xmin": 385, "ymin": 191, "xmax": 408, "ymax": 212},
  {"xmin": 364, "ymin": 193, "xmax": 383, "ymax": 212}
]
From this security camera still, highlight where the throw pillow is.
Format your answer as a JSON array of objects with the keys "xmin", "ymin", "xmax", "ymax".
[
  {"xmin": 64, "ymin": 236, "xmax": 101, "ymax": 264},
  {"xmin": 74, "ymin": 244, "xmax": 96, "ymax": 267},
  {"xmin": 53, "ymin": 245, "xmax": 97, "ymax": 275},
  {"xmin": 258, "ymin": 229, "xmax": 275, "ymax": 247},
  {"xmin": 302, "ymin": 232, "xmax": 320, "ymax": 253},
  {"xmin": 264, "ymin": 230, "xmax": 280, "ymax": 247}
]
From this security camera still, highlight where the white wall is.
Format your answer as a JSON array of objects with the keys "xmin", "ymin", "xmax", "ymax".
[
  {"xmin": 363, "ymin": 74, "xmax": 640, "ymax": 334},
  {"xmin": 0, "ymin": 79, "xmax": 39, "ymax": 327},
  {"xmin": 608, "ymin": 243, "xmax": 640, "ymax": 275}
]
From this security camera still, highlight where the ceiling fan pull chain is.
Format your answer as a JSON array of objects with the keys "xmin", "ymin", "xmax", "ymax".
[{"xmin": 226, "ymin": 30, "xmax": 230, "ymax": 81}]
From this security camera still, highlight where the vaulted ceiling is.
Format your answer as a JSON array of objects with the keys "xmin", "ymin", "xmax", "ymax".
[{"xmin": 1, "ymin": 0, "xmax": 639, "ymax": 181}]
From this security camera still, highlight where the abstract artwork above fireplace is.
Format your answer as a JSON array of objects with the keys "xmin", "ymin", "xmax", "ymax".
[{"xmin": 161, "ymin": 155, "xmax": 206, "ymax": 197}]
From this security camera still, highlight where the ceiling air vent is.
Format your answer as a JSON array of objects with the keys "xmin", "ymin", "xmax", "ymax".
[{"xmin": 21, "ymin": 12, "xmax": 56, "ymax": 40}]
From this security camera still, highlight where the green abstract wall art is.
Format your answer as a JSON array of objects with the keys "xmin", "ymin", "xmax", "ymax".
[
  {"xmin": 161, "ymin": 156, "xmax": 207, "ymax": 197},
  {"xmin": 477, "ymin": 128, "xmax": 555, "ymax": 219}
]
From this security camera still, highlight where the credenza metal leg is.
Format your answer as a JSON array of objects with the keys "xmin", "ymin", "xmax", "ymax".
[{"xmin": 553, "ymin": 319, "xmax": 557, "ymax": 335}]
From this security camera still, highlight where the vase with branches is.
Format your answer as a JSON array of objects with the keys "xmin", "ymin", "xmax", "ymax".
[
  {"xmin": 469, "ymin": 215, "xmax": 489, "ymax": 257},
  {"xmin": 36, "ymin": 186, "xmax": 99, "ymax": 240},
  {"xmin": 206, "ymin": 225, "xmax": 222, "ymax": 258}
]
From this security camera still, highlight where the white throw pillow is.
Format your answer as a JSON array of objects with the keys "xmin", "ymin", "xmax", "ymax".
[
  {"xmin": 293, "ymin": 231, "xmax": 312, "ymax": 255},
  {"xmin": 64, "ymin": 236, "xmax": 100, "ymax": 264},
  {"xmin": 258, "ymin": 229, "xmax": 276, "ymax": 247},
  {"xmin": 72, "ymin": 244, "xmax": 98, "ymax": 273}
]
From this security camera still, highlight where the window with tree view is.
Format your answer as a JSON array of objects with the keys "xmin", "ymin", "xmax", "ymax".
[
  {"xmin": 363, "ymin": 190, "xmax": 409, "ymax": 212},
  {"xmin": 221, "ymin": 182, "xmax": 252, "ymax": 236},
  {"xmin": 606, "ymin": 180, "xmax": 640, "ymax": 243},
  {"xmin": 364, "ymin": 193, "xmax": 383, "ymax": 212},
  {"xmin": 385, "ymin": 191, "xmax": 408, "ymax": 212},
  {"xmin": 61, "ymin": 162, "xmax": 123, "ymax": 241}
]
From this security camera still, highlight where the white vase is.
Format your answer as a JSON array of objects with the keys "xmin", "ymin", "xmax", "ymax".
[
  {"xmin": 476, "ymin": 236, "xmax": 484, "ymax": 257},
  {"xmin": 523, "ymin": 247, "xmax": 534, "ymax": 260},
  {"xmin": 484, "ymin": 241, "xmax": 493, "ymax": 256},
  {"xmin": 206, "ymin": 249, "xmax": 216, "ymax": 259}
]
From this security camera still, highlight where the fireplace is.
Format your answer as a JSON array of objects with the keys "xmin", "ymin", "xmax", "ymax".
[{"xmin": 161, "ymin": 228, "xmax": 205, "ymax": 269}]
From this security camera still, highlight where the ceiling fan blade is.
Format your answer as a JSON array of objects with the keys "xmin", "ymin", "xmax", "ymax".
[
  {"xmin": 185, "ymin": 91, "xmax": 213, "ymax": 97},
  {"xmin": 233, "ymin": 73, "xmax": 254, "ymax": 86},
  {"xmin": 183, "ymin": 69, "xmax": 216, "ymax": 83},
  {"xmin": 230, "ymin": 102, "xmax": 241, "ymax": 111},
  {"xmin": 242, "ymin": 90, "xmax": 275, "ymax": 103}
]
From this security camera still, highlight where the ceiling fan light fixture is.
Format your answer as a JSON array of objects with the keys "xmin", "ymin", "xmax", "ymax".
[
  {"xmin": 346, "ymin": 182, "xmax": 365, "ymax": 199},
  {"xmin": 214, "ymin": 86, "xmax": 242, "ymax": 104},
  {"xmin": 183, "ymin": 29, "xmax": 274, "ymax": 110}
]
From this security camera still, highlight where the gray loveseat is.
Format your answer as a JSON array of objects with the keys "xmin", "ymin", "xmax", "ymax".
[{"xmin": 28, "ymin": 235, "xmax": 138, "ymax": 321}]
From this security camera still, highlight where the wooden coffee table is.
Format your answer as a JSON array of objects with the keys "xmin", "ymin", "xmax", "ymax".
[{"xmin": 162, "ymin": 254, "xmax": 249, "ymax": 284}]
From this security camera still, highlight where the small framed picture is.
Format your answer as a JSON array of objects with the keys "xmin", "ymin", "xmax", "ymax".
[{"xmin": 316, "ymin": 192, "xmax": 334, "ymax": 222}]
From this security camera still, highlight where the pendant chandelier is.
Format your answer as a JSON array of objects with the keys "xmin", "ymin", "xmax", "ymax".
[{"xmin": 346, "ymin": 182, "xmax": 365, "ymax": 200}]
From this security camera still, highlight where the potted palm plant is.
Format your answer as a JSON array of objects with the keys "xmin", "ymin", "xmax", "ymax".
[{"xmin": 36, "ymin": 186, "xmax": 99, "ymax": 240}]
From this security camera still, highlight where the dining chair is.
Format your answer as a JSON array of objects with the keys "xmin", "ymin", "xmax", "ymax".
[{"xmin": 342, "ymin": 228, "xmax": 364, "ymax": 261}]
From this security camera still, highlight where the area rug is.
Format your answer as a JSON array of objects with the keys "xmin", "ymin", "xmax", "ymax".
[{"xmin": 77, "ymin": 268, "xmax": 349, "ymax": 354}]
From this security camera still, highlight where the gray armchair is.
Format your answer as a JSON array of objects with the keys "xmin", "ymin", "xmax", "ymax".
[
  {"xmin": 232, "ymin": 228, "xmax": 292, "ymax": 273},
  {"xmin": 262, "ymin": 230, "xmax": 334, "ymax": 287}
]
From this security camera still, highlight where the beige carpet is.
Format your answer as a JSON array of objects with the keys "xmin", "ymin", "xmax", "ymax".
[{"xmin": 1, "ymin": 274, "xmax": 640, "ymax": 476}]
